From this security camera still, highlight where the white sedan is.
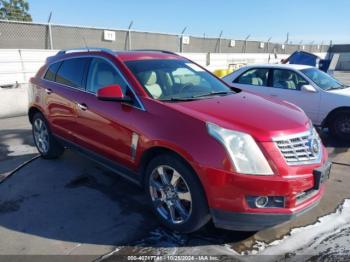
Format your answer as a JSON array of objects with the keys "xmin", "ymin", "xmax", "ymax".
[{"xmin": 223, "ymin": 64, "xmax": 350, "ymax": 140}]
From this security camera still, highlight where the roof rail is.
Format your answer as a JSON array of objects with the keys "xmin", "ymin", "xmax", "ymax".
[
  {"xmin": 55, "ymin": 47, "xmax": 116, "ymax": 56},
  {"xmin": 132, "ymin": 49, "xmax": 179, "ymax": 55}
]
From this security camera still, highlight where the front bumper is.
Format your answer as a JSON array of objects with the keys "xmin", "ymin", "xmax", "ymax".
[
  {"xmin": 204, "ymin": 160, "xmax": 331, "ymax": 231},
  {"xmin": 211, "ymin": 195, "xmax": 321, "ymax": 231}
]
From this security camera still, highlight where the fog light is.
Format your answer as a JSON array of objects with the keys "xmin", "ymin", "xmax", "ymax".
[
  {"xmin": 255, "ymin": 196, "xmax": 269, "ymax": 208},
  {"xmin": 246, "ymin": 196, "xmax": 285, "ymax": 208}
]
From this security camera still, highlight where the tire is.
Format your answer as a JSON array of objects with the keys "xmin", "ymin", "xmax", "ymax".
[
  {"xmin": 329, "ymin": 111, "xmax": 350, "ymax": 141},
  {"xmin": 144, "ymin": 154, "xmax": 210, "ymax": 233},
  {"xmin": 32, "ymin": 112, "xmax": 65, "ymax": 159}
]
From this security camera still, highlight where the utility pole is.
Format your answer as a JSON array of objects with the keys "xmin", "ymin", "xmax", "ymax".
[
  {"xmin": 47, "ymin": 11, "xmax": 53, "ymax": 49},
  {"xmin": 179, "ymin": 27, "xmax": 187, "ymax": 53}
]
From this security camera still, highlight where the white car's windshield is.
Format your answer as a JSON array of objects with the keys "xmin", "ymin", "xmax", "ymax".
[
  {"xmin": 125, "ymin": 59, "xmax": 234, "ymax": 101},
  {"xmin": 301, "ymin": 68, "xmax": 348, "ymax": 91}
]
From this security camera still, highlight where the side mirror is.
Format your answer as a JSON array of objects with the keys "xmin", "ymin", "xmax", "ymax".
[
  {"xmin": 97, "ymin": 85, "xmax": 132, "ymax": 102},
  {"xmin": 301, "ymin": 84, "xmax": 317, "ymax": 93}
]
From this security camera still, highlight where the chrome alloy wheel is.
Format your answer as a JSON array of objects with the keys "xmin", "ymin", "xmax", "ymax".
[
  {"xmin": 149, "ymin": 165, "xmax": 192, "ymax": 224},
  {"xmin": 33, "ymin": 118, "xmax": 49, "ymax": 154}
]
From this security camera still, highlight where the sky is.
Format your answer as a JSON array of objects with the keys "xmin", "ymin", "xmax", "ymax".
[{"xmin": 28, "ymin": 0, "xmax": 350, "ymax": 44}]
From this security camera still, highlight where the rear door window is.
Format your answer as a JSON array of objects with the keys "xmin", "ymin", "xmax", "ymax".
[
  {"xmin": 55, "ymin": 58, "xmax": 90, "ymax": 89},
  {"xmin": 236, "ymin": 68, "xmax": 269, "ymax": 86}
]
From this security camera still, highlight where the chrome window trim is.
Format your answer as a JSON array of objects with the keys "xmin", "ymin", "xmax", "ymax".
[
  {"xmin": 41, "ymin": 55, "xmax": 146, "ymax": 111},
  {"xmin": 272, "ymin": 129, "xmax": 323, "ymax": 166}
]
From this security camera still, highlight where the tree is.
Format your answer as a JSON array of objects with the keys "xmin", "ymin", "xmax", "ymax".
[{"xmin": 0, "ymin": 0, "xmax": 32, "ymax": 22}]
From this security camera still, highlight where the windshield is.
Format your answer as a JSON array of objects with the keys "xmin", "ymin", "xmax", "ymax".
[
  {"xmin": 125, "ymin": 59, "xmax": 233, "ymax": 101},
  {"xmin": 301, "ymin": 68, "xmax": 347, "ymax": 91}
]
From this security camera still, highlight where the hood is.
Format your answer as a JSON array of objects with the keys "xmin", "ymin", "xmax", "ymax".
[
  {"xmin": 165, "ymin": 92, "xmax": 310, "ymax": 142},
  {"xmin": 327, "ymin": 87, "xmax": 350, "ymax": 97}
]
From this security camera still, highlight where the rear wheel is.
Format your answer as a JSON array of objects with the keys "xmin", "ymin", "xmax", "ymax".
[
  {"xmin": 32, "ymin": 113, "xmax": 64, "ymax": 159},
  {"xmin": 145, "ymin": 154, "xmax": 210, "ymax": 233},
  {"xmin": 329, "ymin": 111, "xmax": 350, "ymax": 141}
]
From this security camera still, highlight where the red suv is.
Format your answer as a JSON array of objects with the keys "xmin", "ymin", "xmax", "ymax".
[{"xmin": 29, "ymin": 49, "xmax": 331, "ymax": 233}]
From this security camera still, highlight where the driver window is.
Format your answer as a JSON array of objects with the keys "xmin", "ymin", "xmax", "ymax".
[
  {"xmin": 272, "ymin": 69, "xmax": 308, "ymax": 90},
  {"xmin": 86, "ymin": 58, "xmax": 127, "ymax": 94}
]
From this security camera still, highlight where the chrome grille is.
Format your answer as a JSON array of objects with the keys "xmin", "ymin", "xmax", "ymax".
[{"xmin": 273, "ymin": 129, "xmax": 322, "ymax": 165}]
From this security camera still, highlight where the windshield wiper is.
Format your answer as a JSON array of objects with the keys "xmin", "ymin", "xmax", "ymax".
[
  {"xmin": 161, "ymin": 97, "xmax": 198, "ymax": 102},
  {"xmin": 327, "ymin": 86, "xmax": 343, "ymax": 91},
  {"xmin": 191, "ymin": 91, "xmax": 234, "ymax": 98},
  {"xmin": 327, "ymin": 84, "xmax": 350, "ymax": 91},
  {"xmin": 160, "ymin": 91, "xmax": 234, "ymax": 102}
]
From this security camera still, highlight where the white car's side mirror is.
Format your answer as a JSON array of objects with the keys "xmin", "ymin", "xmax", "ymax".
[{"xmin": 301, "ymin": 85, "xmax": 317, "ymax": 93}]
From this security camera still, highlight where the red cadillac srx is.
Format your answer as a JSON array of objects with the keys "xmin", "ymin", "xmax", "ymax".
[{"xmin": 28, "ymin": 49, "xmax": 331, "ymax": 233}]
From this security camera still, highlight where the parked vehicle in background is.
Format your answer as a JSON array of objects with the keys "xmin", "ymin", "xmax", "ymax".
[
  {"xmin": 281, "ymin": 51, "xmax": 331, "ymax": 73},
  {"xmin": 29, "ymin": 49, "xmax": 329, "ymax": 233},
  {"xmin": 223, "ymin": 64, "xmax": 350, "ymax": 140}
]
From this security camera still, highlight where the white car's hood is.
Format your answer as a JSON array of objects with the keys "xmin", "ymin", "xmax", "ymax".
[{"xmin": 327, "ymin": 87, "xmax": 350, "ymax": 96}]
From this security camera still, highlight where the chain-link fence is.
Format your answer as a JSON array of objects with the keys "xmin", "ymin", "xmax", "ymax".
[{"xmin": 0, "ymin": 19, "xmax": 330, "ymax": 53}]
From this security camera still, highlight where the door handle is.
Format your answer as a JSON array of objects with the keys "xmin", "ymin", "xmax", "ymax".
[
  {"xmin": 45, "ymin": 88, "xmax": 52, "ymax": 94},
  {"xmin": 270, "ymin": 94, "xmax": 278, "ymax": 97},
  {"xmin": 77, "ymin": 103, "xmax": 88, "ymax": 111}
]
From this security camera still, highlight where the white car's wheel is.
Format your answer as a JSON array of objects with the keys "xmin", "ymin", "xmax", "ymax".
[{"xmin": 330, "ymin": 111, "xmax": 350, "ymax": 141}]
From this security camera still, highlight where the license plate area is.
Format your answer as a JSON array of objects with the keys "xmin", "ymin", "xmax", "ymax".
[{"xmin": 313, "ymin": 161, "xmax": 332, "ymax": 190}]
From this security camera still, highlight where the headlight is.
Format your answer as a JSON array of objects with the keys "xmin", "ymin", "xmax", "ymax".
[{"xmin": 207, "ymin": 123, "xmax": 273, "ymax": 175}]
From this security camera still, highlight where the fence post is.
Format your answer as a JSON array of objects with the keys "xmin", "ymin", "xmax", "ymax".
[
  {"xmin": 127, "ymin": 21, "xmax": 133, "ymax": 50},
  {"xmin": 217, "ymin": 30, "xmax": 223, "ymax": 53},
  {"xmin": 47, "ymin": 12, "xmax": 54, "ymax": 49},
  {"xmin": 48, "ymin": 23, "xmax": 53, "ymax": 49},
  {"xmin": 179, "ymin": 27, "xmax": 187, "ymax": 53},
  {"xmin": 243, "ymin": 34, "xmax": 250, "ymax": 53}
]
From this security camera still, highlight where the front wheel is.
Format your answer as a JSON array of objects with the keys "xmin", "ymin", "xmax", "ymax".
[
  {"xmin": 329, "ymin": 111, "xmax": 350, "ymax": 141},
  {"xmin": 145, "ymin": 154, "xmax": 210, "ymax": 233},
  {"xmin": 32, "ymin": 113, "xmax": 65, "ymax": 159}
]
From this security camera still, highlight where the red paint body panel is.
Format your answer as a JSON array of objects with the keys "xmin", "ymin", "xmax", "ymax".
[{"xmin": 29, "ymin": 50, "xmax": 328, "ymax": 226}]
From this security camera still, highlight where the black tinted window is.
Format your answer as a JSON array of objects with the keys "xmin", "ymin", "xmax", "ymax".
[
  {"xmin": 44, "ymin": 62, "xmax": 61, "ymax": 81},
  {"xmin": 56, "ymin": 58, "xmax": 90, "ymax": 89}
]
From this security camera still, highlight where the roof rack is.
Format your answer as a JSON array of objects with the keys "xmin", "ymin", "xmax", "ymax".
[
  {"xmin": 131, "ymin": 49, "xmax": 179, "ymax": 55},
  {"xmin": 55, "ymin": 47, "xmax": 116, "ymax": 56}
]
